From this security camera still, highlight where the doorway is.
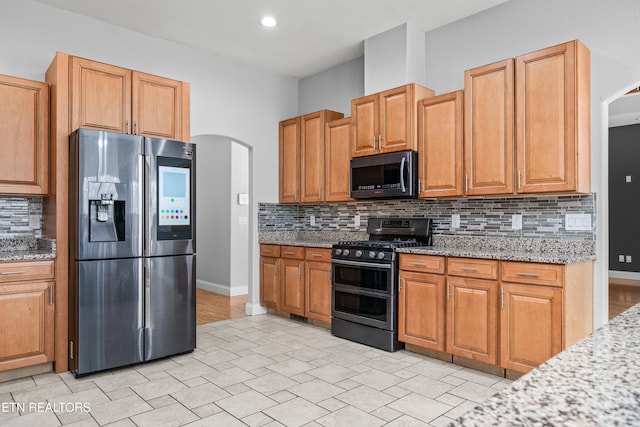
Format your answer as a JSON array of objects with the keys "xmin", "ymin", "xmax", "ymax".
[
  {"xmin": 608, "ymin": 86, "xmax": 640, "ymax": 319},
  {"xmin": 192, "ymin": 135, "xmax": 253, "ymax": 324}
]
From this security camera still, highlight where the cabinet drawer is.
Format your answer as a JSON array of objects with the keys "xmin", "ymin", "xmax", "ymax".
[
  {"xmin": 501, "ymin": 261, "xmax": 564, "ymax": 288},
  {"xmin": 447, "ymin": 257, "xmax": 498, "ymax": 280},
  {"xmin": 0, "ymin": 260, "xmax": 55, "ymax": 284},
  {"xmin": 260, "ymin": 244, "xmax": 281, "ymax": 257},
  {"xmin": 399, "ymin": 254, "xmax": 445, "ymax": 274},
  {"xmin": 281, "ymin": 246, "xmax": 305, "ymax": 259},
  {"xmin": 305, "ymin": 248, "xmax": 332, "ymax": 262}
]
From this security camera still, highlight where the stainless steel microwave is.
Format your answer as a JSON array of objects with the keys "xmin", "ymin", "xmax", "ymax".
[{"xmin": 350, "ymin": 150, "xmax": 418, "ymax": 199}]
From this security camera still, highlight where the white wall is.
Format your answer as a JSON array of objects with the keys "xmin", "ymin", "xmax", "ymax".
[
  {"xmin": 230, "ymin": 142, "xmax": 250, "ymax": 295},
  {"xmin": 0, "ymin": 0, "xmax": 298, "ymax": 314}
]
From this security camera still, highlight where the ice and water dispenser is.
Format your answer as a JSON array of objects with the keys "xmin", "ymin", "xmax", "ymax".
[{"xmin": 87, "ymin": 182, "xmax": 126, "ymax": 242}]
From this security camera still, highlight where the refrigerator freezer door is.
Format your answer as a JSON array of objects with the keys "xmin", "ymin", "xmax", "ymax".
[
  {"xmin": 144, "ymin": 254, "xmax": 196, "ymax": 361},
  {"xmin": 71, "ymin": 129, "xmax": 144, "ymax": 261},
  {"xmin": 144, "ymin": 138, "xmax": 195, "ymax": 257},
  {"xmin": 75, "ymin": 258, "xmax": 144, "ymax": 376}
]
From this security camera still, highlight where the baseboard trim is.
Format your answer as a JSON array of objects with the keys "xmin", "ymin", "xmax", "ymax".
[
  {"xmin": 196, "ymin": 280, "xmax": 248, "ymax": 296},
  {"xmin": 609, "ymin": 271, "xmax": 640, "ymax": 281},
  {"xmin": 245, "ymin": 302, "xmax": 268, "ymax": 316}
]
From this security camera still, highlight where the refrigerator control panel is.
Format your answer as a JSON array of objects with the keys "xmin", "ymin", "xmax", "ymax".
[{"xmin": 159, "ymin": 165, "xmax": 190, "ymax": 226}]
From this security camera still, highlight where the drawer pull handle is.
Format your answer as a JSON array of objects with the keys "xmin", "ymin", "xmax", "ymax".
[
  {"xmin": 411, "ymin": 262, "xmax": 426, "ymax": 266},
  {"xmin": 516, "ymin": 272, "xmax": 540, "ymax": 278},
  {"xmin": 285, "ymin": 251, "xmax": 295, "ymax": 255},
  {"xmin": 459, "ymin": 267, "xmax": 479, "ymax": 271},
  {"xmin": 311, "ymin": 253, "xmax": 323, "ymax": 257},
  {"xmin": 263, "ymin": 249, "xmax": 272, "ymax": 253},
  {"xmin": 1, "ymin": 271, "xmax": 26, "ymax": 275}
]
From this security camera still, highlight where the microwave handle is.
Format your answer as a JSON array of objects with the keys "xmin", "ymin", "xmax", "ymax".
[{"xmin": 400, "ymin": 156, "xmax": 406, "ymax": 193}]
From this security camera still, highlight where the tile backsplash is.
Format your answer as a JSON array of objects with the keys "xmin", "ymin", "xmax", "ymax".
[
  {"xmin": 0, "ymin": 197, "xmax": 43, "ymax": 238},
  {"xmin": 259, "ymin": 194, "xmax": 596, "ymax": 241}
]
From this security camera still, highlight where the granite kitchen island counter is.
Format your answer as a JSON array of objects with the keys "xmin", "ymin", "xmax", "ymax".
[
  {"xmin": 0, "ymin": 238, "xmax": 56, "ymax": 261},
  {"xmin": 450, "ymin": 302, "xmax": 640, "ymax": 426}
]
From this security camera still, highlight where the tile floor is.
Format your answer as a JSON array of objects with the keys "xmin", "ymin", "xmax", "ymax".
[{"xmin": 0, "ymin": 315, "xmax": 512, "ymax": 426}]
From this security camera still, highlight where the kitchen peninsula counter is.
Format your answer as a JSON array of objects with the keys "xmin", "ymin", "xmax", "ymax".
[
  {"xmin": 450, "ymin": 302, "xmax": 640, "ymax": 426},
  {"xmin": 0, "ymin": 238, "xmax": 56, "ymax": 261}
]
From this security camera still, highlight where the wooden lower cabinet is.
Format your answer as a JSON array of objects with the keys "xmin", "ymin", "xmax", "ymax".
[
  {"xmin": 446, "ymin": 276, "xmax": 498, "ymax": 365},
  {"xmin": 280, "ymin": 258, "xmax": 305, "ymax": 316},
  {"xmin": 259, "ymin": 256, "xmax": 279, "ymax": 310},
  {"xmin": 0, "ymin": 260, "xmax": 55, "ymax": 372},
  {"xmin": 500, "ymin": 283, "xmax": 562, "ymax": 372},
  {"xmin": 398, "ymin": 270, "xmax": 445, "ymax": 351},
  {"xmin": 305, "ymin": 261, "xmax": 332, "ymax": 323}
]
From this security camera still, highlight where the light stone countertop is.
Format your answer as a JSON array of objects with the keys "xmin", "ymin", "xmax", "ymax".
[
  {"xmin": 0, "ymin": 238, "xmax": 56, "ymax": 261},
  {"xmin": 450, "ymin": 302, "xmax": 640, "ymax": 426}
]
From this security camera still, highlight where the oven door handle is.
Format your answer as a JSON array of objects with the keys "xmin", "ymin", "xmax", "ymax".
[
  {"xmin": 331, "ymin": 259, "xmax": 393, "ymax": 270},
  {"xmin": 333, "ymin": 283, "xmax": 393, "ymax": 298},
  {"xmin": 400, "ymin": 156, "xmax": 406, "ymax": 193}
]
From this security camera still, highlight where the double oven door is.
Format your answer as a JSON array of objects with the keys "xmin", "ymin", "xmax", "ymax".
[{"xmin": 331, "ymin": 258, "xmax": 396, "ymax": 331}]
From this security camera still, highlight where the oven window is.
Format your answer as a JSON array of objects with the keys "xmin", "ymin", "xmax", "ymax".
[
  {"xmin": 334, "ymin": 290, "xmax": 388, "ymax": 322},
  {"xmin": 333, "ymin": 264, "xmax": 390, "ymax": 292}
]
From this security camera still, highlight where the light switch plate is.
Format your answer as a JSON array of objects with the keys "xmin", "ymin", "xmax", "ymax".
[{"xmin": 565, "ymin": 214, "xmax": 592, "ymax": 231}]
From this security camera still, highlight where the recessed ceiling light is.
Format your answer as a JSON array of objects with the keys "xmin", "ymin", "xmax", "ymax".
[{"xmin": 260, "ymin": 15, "xmax": 277, "ymax": 28}]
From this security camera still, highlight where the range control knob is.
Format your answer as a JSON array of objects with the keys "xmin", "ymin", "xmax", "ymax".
[
  {"xmin": 369, "ymin": 251, "xmax": 376, "ymax": 259},
  {"xmin": 355, "ymin": 250, "xmax": 363, "ymax": 258},
  {"xmin": 343, "ymin": 249, "xmax": 350, "ymax": 256},
  {"xmin": 335, "ymin": 249, "xmax": 342, "ymax": 256},
  {"xmin": 377, "ymin": 252, "xmax": 386, "ymax": 260}
]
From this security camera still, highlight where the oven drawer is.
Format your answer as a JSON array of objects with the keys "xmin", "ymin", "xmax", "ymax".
[
  {"xmin": 501, "ymin": 261, "xmax": 564, "ymax": 287},
  {"xmin": 260, "ymin": 244, "xmax": 281, "ymax": 257},
  {"xmin": 282, "ymin": 246, "xmax": 305, "ymax": 259},
  {"xmin": 332, "ymin": 284, "xmax": 394, "ymax": 331},
  {"xmin": 306, "ymin": 248, "xmax": 332, "ymax": 262},
  {"xmin": 447, "ymin": 257, "xmax": 498, "ymax": 280},
  {"xmin": 399, "ymin": 254, "xmax": 445, "ymax": 274}
]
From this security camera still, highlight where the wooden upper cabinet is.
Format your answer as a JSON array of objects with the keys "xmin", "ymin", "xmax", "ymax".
[
  {"xmin": 279, "ymin": 117, "xmax": 301, "ymax": 203},
  {"xmin": 464, "ymin": 59, "xmax": 514, "ymax": 196},
  {"xmin": 71, "ymin": 56, "xmax": 131, "ymax": 134},
  {"xmin": 417, "ymin": 91, "xmax": 463, "ymax": 198},
  {"xmin": 132, "ymin": 71, "xmax": 184, "ymax": 140},
  {"xmin": 325, "ymin": 117, "xmax": 352, "ymax": 202},
  {"xmin": 351, "ymin": 83, "xmax": 434, "ymax": 157},
  {"xmin": 301, "ymin": 110, "xmax": 344, "ymax": 203},
  {"xmin": 71, "ymin": 56, "xmax": 190, "ymax": 141},
  {"xmin": 0, "ymin": 74, "xmax": 49, "ymax": 195},
  {"xmin": 515, "ymin": 40, "xmax": 590, "ymax": 194}
]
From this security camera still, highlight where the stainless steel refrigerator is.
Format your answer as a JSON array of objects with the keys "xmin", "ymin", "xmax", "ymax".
[{"xmin": 69, "ymin": 128, "xmax": 196, "ymax": 376}]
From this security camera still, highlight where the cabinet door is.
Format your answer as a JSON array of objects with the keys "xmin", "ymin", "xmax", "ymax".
[
  {"xmin": 280, "ymin": 259, "xmax": 305, "ymax": 316},
  {"xmin": 446, "ymin": 276, "xmax": 498, "ymax": 365},
  {"xmin": 398, "ymin": 271, "xmax": 445, "ymax": 351},
  {"xmin": 325, "ymin": 117, "xmax": 352, "ymax": 202},
  {"xmin": 379, "ymin": 85, "xmax": 413, "ymax": 153},
  {"xmin": 464, "ymin": 59, "xmax": 514, "ymax": 196},
  {"xmin": 259, "ymin": 257, "xmax": 279, "ymax": 309},
  {"xmin": 418, "ymin": 91, "xmax": 463, "ymax": 198},
  {"xmin": 301, "ymin": 111, "xmax": 325, "ymax": 202},
  {"xmin": 132, "ymin": 71, "xmax": 183, "ymax": 140},
  {"xmin": 0, "ymin": 281, "xmax": 54, "ymax": 371},
  {"xmin": 351, "ymin": 94, "xmax": 378, "ymax": 157},
  {"xmin": 500, "ymin": 283, "xmax": 562, "ymax": 373},
  {"xmin": 0, "ymin": 74, "xmax": 49, "ymax": 195},
  {"xmin": 279, "ymin": 117, "xmax": 301, "ymax": 203},
  {"xmin": 71, "ymin": 57, "xmax": 131, "ymax": 134},
  {"xmin": 305, "ymin": 261, "xmax": 332, "ymax": 323},
  {"xmin": 515, "ymin": 41, "xmax": 589, "ymax": 194}
]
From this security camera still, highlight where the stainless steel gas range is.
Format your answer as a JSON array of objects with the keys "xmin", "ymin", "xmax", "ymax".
[{"xmin": 331, "ymin": 217, "xmax": 433, "ymax": 352}]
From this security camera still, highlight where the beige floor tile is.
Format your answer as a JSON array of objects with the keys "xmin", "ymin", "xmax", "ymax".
[
  {"xmin": 370, "ymin": 405, "xmax": 403, "ymax": 422},
  {"xmin": 100, "ymin": 419, "xmax": 136, "ymax": 427},
  {"xmin": 448, "ymin": 380, "xmax": 500, "ymax": 403},
  {"xmin": 130, "ymin": 402, "xmax": 198, "ymax": 427},
  {"xmin": 405, "ymin": 359, "xmax": 462, "ymax": 380},
  {"xmin": 396, "ymin": 374, "xmax": 455, "ymax": 399},
  {"xmin": 89, "ymin": 394, "xmax": 152, "ymax": 425},
  {"xmin": 145, "ymin": 394, "xmax": 177, "ymax": 409},
  {"xmin": 387, "ymin": 393, "xmax": 452, "ymax": 424},
  {"xmin": 435, "ymin": 392, "xmax": 465, "ymax": 407},
  {"xmin": 32, "ymin": 373, "xmax": 64, "ymax": 386},
  {"xmin": 171, "ymin": 381, "xmax": 231, "ymax": 409},
  {"xmin": 450, "ymin": 367, "xmax": 504, "ymax": 387},
  {"xmin": 335, "ymin": 385, "xmax": 396, "ymax": 412},
  {"xmin": 349, "ymin": 369, "xmax": 404, "ymax": 391},
  {"xmin": 267, "ymin": 358, "xmax": 314, "ymax": 377},
  {"xmin": 316, "ymin": 405, "xmax": 385, "ymax": 427},
  {"xmin": 384, "ymin": 414, "xmax": 430, "ymax": 426},
  {"xmin": 287, "ymin": 379, "xmax": 345, "ymax": 403},
  {"xmin": 165, "ymin": 360, "xmax": 215, "ymax": 382},
  {"xmin": 444, "ymin": 399, "xmax": 480, "ymax": 420},
  {"xmin": 190, "ymin": 402, "xmax": 223, "ymax": 418},
  {"xmin": 286, "ymin": 347, "xmax": 331, "ymax": 363},
  {"xmin": 263, "ymin": 397, "xmax": 328, "ymax": 427},
  {"xmin": 193, "ymin": 349, "xmax": 238, "ymax": 367},
  {"xmin": 241, "ymin": 411, "xmax": 275, "ymax": 426},
  {"xmin": 307, "ymin": 364, "xmax": 357, "ymax": 384},
  {"xmin": 252, "ymin": 342, "xmax": 291, "ymax": 357},
  {"xmin": 92, "ymin": 369, "xmax": 148, "ymax": 393},
  {"xmin": 268, "ymin": 390, "xmax": 297, "ymax": 403},
  {"xmin": 224, "ymin": 382, "xmax": 251, "ymax": 395},
  {"xmin": 11, "ymin": 381, "xmax": 73, "ymax": 405},
  {"xmin": 244, "ymin": 372, "xmax": 299, "ymax": 395},
  {"xmin": 0, "ymin": 411, "xmax": 61, "ymax": 427},
  {"xmin": 216, "ymin": 389, "xmax": 277, "ymax": 418},
  {"xmin": 429, "ymin": 415, "xmax": 458, "ymax": 427},
  {"xmin": 55, "ymin": 409, "xmax": 93, "ymax": 425},
  {"xmin": 204, "ymin": 366, "xmax": 256, "ymax": 388},
  {"xmin": 130, "ymin": 376, "xmax": 187, "ymax": 401},
  {"xmin": 230, "ymin": 354, "xmax": 275, "ymax": 371}
]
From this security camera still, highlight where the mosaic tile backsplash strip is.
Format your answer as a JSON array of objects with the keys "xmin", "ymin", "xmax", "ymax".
[
  {"xmin": 0, "ymin": 197, "xmax": 43, "ymax": 238},
  {"xmin": 258, "ymin": 194, "xmax": 596, "ymax": 241}
]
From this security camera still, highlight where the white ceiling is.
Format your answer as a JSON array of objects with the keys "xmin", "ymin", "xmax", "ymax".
[{"xmin": 34, "ymin": 0, "xmax": 510, "ymax": 79}]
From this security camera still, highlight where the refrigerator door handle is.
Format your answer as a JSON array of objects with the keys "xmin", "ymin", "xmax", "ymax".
[
  {"xmin": 139, "ymin": 154, "xmax": 145, "ymax": 256},
  {"xmin": 144, "ymin": 258, "xmax": 151, "ymax": 328},
  {"xmin": 144, "ymin": 154, "xmax": 151, "ymax": 257},
  {"xmin": 138, "ymin": 260, "xmax": 144, "ymax": 330}
]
